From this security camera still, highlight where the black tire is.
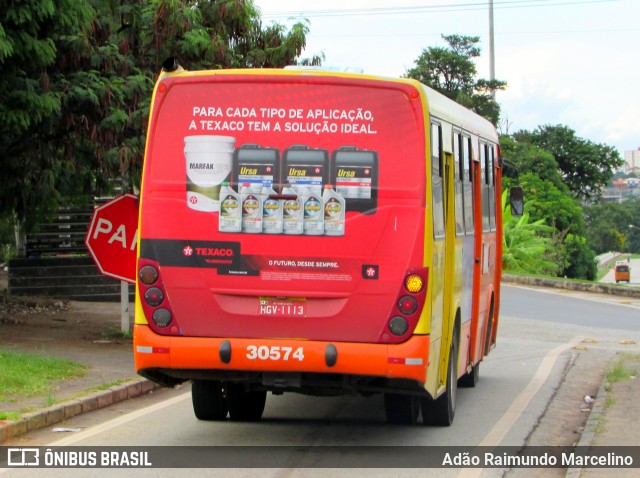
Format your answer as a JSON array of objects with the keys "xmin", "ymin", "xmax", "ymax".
[
  {"xmin": 384, "ymin": 393, "xmax": 420, "ymax": 425},
  {"xmin": 226, "ymin": 382, "xmax": 267, "ymax": 422},
  {"xmin": 483, "ymin": 301, "xmax": 495, "ymax": 356},
  {"xmin": 422, "ymin": 329, "xmax": 458, "ymax": 426},
  {"xmin": 458, "ymin": 361, "xmax": 480, "ymax": 388},
  {"xmin": 191, "ymin": 380, "xmax": 228, "ymax": 421}
]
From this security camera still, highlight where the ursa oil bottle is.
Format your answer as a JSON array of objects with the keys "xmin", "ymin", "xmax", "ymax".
[
  {"xmin": 322, "ymin": 185, "xmax": 346, "ymax": 236},
  {"xmin": 330, "ymin": 145, "xmax": 378, "ymax": 214},
  {"xmin": 241, "ymin": 183, "xmax": 263, "ymax": 233},
  {"xmin": 302, "ymin": 186, "xmax": 324, "ymax": 236},
  {"xmin": 261, "ymin": 186, "xmax": 283, "ymax": 234},
  {"xmin": 282, "ymin": 185, "xmax": 304, "ymax": 235},
  {"xmin": 233, "ymin": 143, "xmax": 281, "ymax": 192},
  {"xmin": 218, "ymin": 182, "xmax": 242, "ymax": 233}
]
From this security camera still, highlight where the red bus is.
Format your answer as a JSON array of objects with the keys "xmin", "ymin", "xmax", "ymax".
[{"xmin": 133, "ymin": 65, "xmax": 511, "ymax": 425}]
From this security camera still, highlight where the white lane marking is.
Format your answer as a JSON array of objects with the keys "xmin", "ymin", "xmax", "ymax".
[
  {"xmin": 47, "ymin": 391, "xmax": 192, "ymax": 446},
  {"xmin": 457, "ymin": 336, "xmax": 582, "ymax": 478}
]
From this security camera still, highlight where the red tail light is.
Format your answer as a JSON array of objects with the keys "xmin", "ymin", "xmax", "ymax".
[
  {"xmin": 378, "ymin": 268, "xmax": 428, "ymax": 343},
  {"xmin": 137, "ymin": 258, "xmax": 181, "ymax": 336}
]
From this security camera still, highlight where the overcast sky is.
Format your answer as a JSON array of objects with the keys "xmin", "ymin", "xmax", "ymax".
[{"xmin": 254, "ymin": 0, "xmax": 640, "ymax": 157}]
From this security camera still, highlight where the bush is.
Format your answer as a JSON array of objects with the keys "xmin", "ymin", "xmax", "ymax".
[{"xmin": 562, "ymin": 234, "xmax": 597, "ymax": 280}]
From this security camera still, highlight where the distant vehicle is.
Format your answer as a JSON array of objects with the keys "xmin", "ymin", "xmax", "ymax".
[{"xmin": 614, "ymin": 261, "xmax": 631, "ymax": 283}]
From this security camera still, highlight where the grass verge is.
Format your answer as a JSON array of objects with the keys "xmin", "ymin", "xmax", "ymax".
[
  {"xmin": 0, "ymin": 349, "xmax": 87, "ymax": 405},
  {"xmin": 605, "ymin": 354, "xmax": 638, "ymax": 385}
]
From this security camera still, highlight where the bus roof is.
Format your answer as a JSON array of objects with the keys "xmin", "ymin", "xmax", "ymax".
[{"xmin": 419, "ymin": 83, "xmax": 498, "ymax": 142}]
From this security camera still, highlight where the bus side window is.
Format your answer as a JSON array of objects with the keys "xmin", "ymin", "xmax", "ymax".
[
  {"xmin": 431, "ymin": 123, "xmax": 445, "ymax": 238},
  {"xmin": 480, "ymin": 142, "xmax": 490, "ymax": 233},
  {"xmin": 463, "ymin": 135, "xmax": 474, "ymax": 234},
  {"xmin": 453, "ymin": 131, "xmax": 464, "ymax": 236},
  {"xmin": 489, "ymin": 144, "xmax": 496, "ymax": 231}
]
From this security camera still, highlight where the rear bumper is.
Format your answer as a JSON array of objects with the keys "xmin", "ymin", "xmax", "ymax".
[{"xmin": 134, "ymin": 325, "xmax": 430, "ymax": 390}]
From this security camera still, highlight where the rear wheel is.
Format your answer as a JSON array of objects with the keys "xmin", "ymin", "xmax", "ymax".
[
  {"xmin": 191, "ymin": 380, "xmax": 228, "ymax": 421},
  {"xmin": 226, "ymin": 382, "xmax": 267, "ymax": 422},
  {"xmin": 384, "ymin": 393, "xmax": 420, "ymax": 425},
  {"xmin": 422, "ymin": 328, "xmax": 458, "ymax": 426},
  {"xmin": 483, "ymin": 300, "xmax": 495, "ymax": 356}
]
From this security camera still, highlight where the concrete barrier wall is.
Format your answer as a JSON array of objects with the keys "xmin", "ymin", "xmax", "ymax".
[{"xmin": 502, "ymin": 273, "xmax": 640, "ymax": 298}]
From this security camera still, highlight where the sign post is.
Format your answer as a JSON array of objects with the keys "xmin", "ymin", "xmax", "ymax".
[{"xmin": 85, "ymin": 194, "xmax": 139, "ymax": 332}]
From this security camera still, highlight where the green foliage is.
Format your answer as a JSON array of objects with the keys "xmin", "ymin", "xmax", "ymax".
[
  {"xmin": 405, "ymin": 34, "xmax": 506, "ymax": 125},
  {"xmin": 503, "ymin": 169, "xmax": 596, "ymax": 279},
  {"xmin": 1, "ymin": 0, "xmax": 100, "ymax": 231},
  {"xmin": 516, "ymin": 173, "xmax": 585, "ymax": 236},
  {"xmin": 513, "ymin": 125, "xmax": 623, "ymax": 202},
  {"xmin": 0, "ymin": 0, "xmax": 318, "ymax": 249},
  {"xmin": 584, "ymin": 199, "xmax": 640, "ymax": 254},
  {"xmin": 562, "ymin": 233, "xmax": 597, "ymax": 280},
  {"xmin": 501, "ymin": 191, "xmax": 559, "ymax": 275},
  {"xmin": 606, "ymin": 355, "xmax": 639, "ymax": 384},
  {"xmin": 500, "ymin": 135, "xmax": 565, "ymax": 192},
  {"xmin": 502, "ymin": 125, "xmax": 621, "ymax": 278}
]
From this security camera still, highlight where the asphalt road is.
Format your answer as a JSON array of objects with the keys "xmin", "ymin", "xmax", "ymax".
[{"xmin": 3, "ymin": 284, "xmax": 640, "ymax": 478}]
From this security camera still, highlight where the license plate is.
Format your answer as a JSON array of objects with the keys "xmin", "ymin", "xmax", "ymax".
[{"xmin": 259, "ymin": 297, "xmax": 306, "ymax": 317}]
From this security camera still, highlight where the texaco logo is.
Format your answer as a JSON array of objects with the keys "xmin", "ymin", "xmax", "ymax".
[
  {"xmin": 362, "ymin": 264, "xmax": 379, "ymax": 280},
  {"xmin": 183, "ymin": 246, "xmax": 193, "ymax": 256}
]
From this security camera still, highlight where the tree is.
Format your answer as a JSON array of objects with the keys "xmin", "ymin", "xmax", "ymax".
[
  {"xmin": 515, "ymin": 173, "xmax": 585, "ymax": 236},
  {"xmin": 583, "ymin": 202, "xmax": 633, "ymax": 254},
  {"xmin": 500, "ymin": 136, "xmax": 565, "ymax": 193},
  {"xmin": 405, "ymin": 34, "xmax": 506, "ymax": 125},
  {"xmin": 0, "ymin": 0, "xmax": 318, "ymax": 255},
  {"xmin": 0, "ymin": 0, "xmax": 96, "ymax": 253},
  {"xmin": 513, "ymin": 125, "xmax": 623, "ymax": 201},
  {"xmin": 562, "ymin": 234, "xmax": 597, "ymax": 281},
  {"xmin": 501, "ymin": 142, "xmax": 601, "ymax": 279},
  {"xmin": 584, "ymin": 198, "xmax": 640, "ymax": 255},
  {"xmin": 501, "ymin": 191, "xmax": 558, "ymax": 276}
]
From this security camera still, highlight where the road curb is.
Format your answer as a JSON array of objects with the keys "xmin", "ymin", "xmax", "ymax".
[
  {"xmin": 564, "ymin": 360, "xmax": 609, "ymax": 478},
  {"xmin": 0, "ymin": 379, "xmax": 159, "ymax": 443}
]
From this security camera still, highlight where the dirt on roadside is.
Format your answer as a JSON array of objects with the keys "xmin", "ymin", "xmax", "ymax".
[{"xmin": 1, "ymin": 268, "xmax": 138, "ymax": 416}]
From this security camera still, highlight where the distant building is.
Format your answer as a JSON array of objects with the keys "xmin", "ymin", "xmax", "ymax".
[{"xmin": 624, "ymin": 148, "xmax": 640, "ymax": 175}]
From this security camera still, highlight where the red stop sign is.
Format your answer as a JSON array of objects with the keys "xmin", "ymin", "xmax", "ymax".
[{"xmin": 85, "ymin": 194, "xmax": 139, "ymax": 283}]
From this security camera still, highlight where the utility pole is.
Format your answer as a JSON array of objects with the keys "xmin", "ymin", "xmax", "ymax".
[{"xmin": 489, "ymin": 0, "xmax": 496, "ymax": 99}]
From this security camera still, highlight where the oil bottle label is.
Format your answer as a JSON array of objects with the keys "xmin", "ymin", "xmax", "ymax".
[
  {"xmin": 242, "ymin": 194, "xmax": 263, "ymax": 233},
  {"xmin": 287, "ymin": 165, "xmax": 324, "ymax": 192},
  {"xmin": 238, "ymin": 163, "xmax": 276, "ymax": 192},
  {"xmin": 303, "ymin": 195, "xmax": 324, "ymax": 234},
  {"xmin": 335, "ymin": 166, "xmax": 372, "ymax": 199},
  {"xmin": 262, "ymin": 197, "xmax": 283, "ymax": 234},
  {"xmin": 282, "ymin": 187, "xmax": 304, "ymax": 234},
  {"xmin": 219, "ymin": 194, "xmax": 242, "ymax": 232}
]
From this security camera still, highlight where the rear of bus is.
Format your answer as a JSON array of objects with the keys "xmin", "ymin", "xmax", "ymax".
[{"xmin": 134, "ymin": 68, "xmax": 435, "ymax": 420}]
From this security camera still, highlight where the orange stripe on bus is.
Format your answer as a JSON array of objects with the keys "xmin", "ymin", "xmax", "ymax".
[{"xmin": 133, "ymin": 325, "xmax": 430, "ymax": 383}]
